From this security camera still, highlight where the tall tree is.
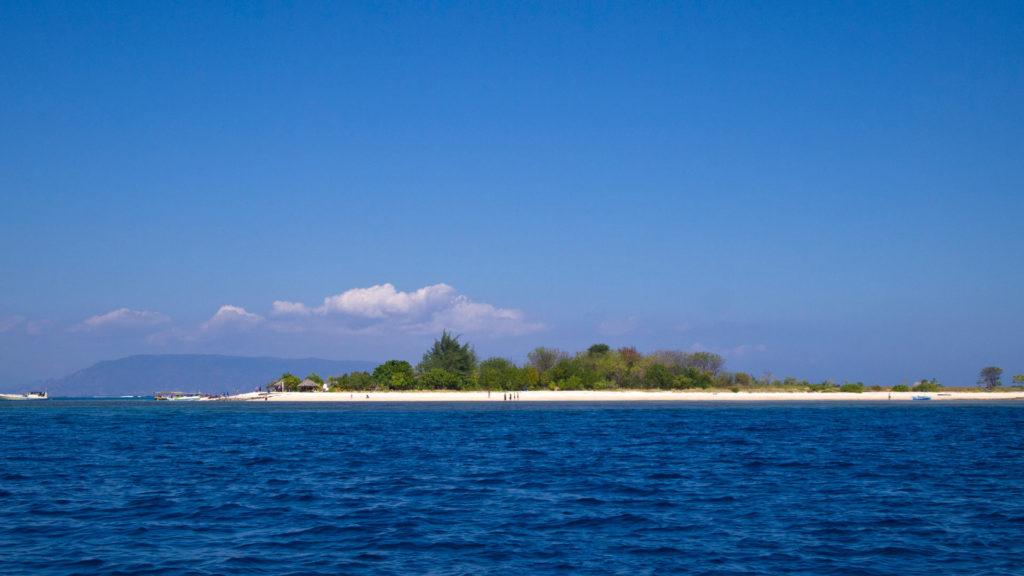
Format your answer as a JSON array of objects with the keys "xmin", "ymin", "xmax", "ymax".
[
  {"xmin": 617, "ymin": 346, "xmax": 642, "ymax": 367},
  {"xmin": 978, "ymin": 366, "xmax": 1003, "ymax": 390},
  {"xmin": 417, "ymin": 331, "xmax": 478, "ymax": 379},
  {"xmin": 684, "ymin": 351, "xmax": 725, "ymax": 376},
  {"xmin": 528, "ymin": 347, "xmax": 567, "ymax": 375}
]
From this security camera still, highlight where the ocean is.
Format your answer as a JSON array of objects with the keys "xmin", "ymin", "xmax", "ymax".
[{"xmin": 2, "ymin": 400, "xmax": 1022, "ymax": 575}]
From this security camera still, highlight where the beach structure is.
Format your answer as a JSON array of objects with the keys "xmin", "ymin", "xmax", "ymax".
[{"xmin": 297, "ymin": 379, "xmax": 321, "ymax": 393}]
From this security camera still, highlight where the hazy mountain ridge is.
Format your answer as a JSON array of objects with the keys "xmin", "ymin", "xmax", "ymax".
[{"xmin": 43, "ymin": 354, "xmax": 378, "ymax": 397}]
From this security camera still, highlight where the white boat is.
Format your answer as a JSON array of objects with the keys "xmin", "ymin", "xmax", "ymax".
[
  {"xmin": 154, "ymin": 391, "xmax": 202, "ymax": 401},
  {"xmin": 0, "ymin": 391, "xmax": 48, "ymax": 400}
]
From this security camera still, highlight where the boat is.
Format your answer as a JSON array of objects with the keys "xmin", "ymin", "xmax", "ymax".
[
  {"xmin": 0, "ymin": 391, "xmax": 48, "ymax": 400},
  {"xmin": 912, "ymin": 395, "xmax": 932, "ymax": 401},
  {"xmin": 154, "ymin": 391, "xmax": 202, "ymax": 401}
]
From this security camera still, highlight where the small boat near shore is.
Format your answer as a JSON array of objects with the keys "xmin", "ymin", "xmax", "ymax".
[
  {"xmin": 154, "ymin": 391, "xmax": 202, "ymax": 401},
  {"xmin": 0, "ymin": 391, "xmax": 48, "ymax": 400},
  {"xmin": 912, "ymin": 395, "xmax": 932, "ymax": 401}
]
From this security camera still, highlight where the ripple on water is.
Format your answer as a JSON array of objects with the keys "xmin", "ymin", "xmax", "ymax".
[{"xmin": 1, "ymin": 401, "xmax": 1023, "ymax": 575}]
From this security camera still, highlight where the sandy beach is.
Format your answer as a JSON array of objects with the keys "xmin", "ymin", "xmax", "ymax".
[{"xmin": 225, "ymin": 390, "xmax": 1024, "ymax": 402}]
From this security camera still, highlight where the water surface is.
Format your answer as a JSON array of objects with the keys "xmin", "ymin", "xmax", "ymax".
[{"xmin": 2, "ymin": 400, "xmax": 1022, "ymax": 575}]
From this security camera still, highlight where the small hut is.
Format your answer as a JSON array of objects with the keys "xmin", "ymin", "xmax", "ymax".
[{"xmin": 297, "ymin": 378, "xmax": 320, "ymax": 393}]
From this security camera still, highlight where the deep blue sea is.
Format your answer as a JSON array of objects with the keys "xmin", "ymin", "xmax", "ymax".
[{"xmin": 2, "ymin": 400, "xmax": 1023, "ymax": 575}]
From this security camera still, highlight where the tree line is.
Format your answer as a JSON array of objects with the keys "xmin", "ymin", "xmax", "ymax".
[{"xmin": 270, "ymin": 331, "xmax": 1024, "ymax": 393}]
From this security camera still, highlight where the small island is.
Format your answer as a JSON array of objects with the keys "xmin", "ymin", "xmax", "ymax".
[{"xmin": 225, "ymin": 332, "xmax": 1024, "ymax": 402}]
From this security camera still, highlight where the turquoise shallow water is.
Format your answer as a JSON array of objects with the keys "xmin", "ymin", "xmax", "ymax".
[{"xmin": 2, "ymin": 400, "xmax": 1023, "ymax": 575}]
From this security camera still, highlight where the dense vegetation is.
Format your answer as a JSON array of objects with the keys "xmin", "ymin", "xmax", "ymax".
[{"xmin": 268, "ymin": 334, "xmax": 1023, "ymax": 393}]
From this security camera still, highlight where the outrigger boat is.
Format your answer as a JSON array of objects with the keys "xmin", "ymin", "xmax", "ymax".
[{"xmin": 0, "ymin": 391, "xmax": 48, "ymax": 400}]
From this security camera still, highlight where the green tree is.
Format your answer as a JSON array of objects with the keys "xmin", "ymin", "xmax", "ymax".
[
  {"xmin": 528, "ymin": 347, "xmax": 567, "ymax": 377},
  {"xmin": 372, "ymin": 360, "xmax": 415, "ymax": 391},
  {"xmin": 594, "ymin": 352, "xmax": 628, "ymax": 387},
  {"xmin": 978, "ymin": 366, "xmax": 1003, "ymax": 390},
  {"xmin": 734, "ymin": 372, "xmax": 754, "ymax": 388},
  {"xmin": 278, "ymin": 372, "xmax": 301, "ymax": 392},
  {"xmin": 644, "ymin": 363, "xmax": 674, "ymax": 389},
  {"xmin": 549, "ymin": 357, "xmax": 582, "ymax": 387},
  {"xmin": 418, "ymin": 368, "xmax": 465, "ymax": 390},
  {"xmin": 1013, "ymin": 374, "xmax": 1024, "ymax": 385},
  {"xmin": 520, "ymin": 365, "xmax": 540, "ymax": 390},
  {"xmin": 478, "ymin": 357, "xmax": 513, "ymax": 391},
  {"xmin": 417, "ymin": 331, "xmax": 478, "ymax": 380},
  {"xmin": 677, "ymin": 366, "xmax": 714, "ymax": 389},
  {"xmin": 306, "ymin": 372, "xmax": 324, "ymax": 385},
  {"xmin": 327, "ymin": 371, "xmax": 374, "ymax": 391},
  {"xmin": 587, "ymin": 343, "xmax": 611, "ymax": 356},
  {"xmin": 913, "ymin": 378, "xmax": 941, "ymax": 392},
  {"xmin": 684, "ymin": 351, "xmax": 725, "ymax": 375},
  {"xmin": 349, "ymin": 371, "xmax": 374, "ymax": 391}
]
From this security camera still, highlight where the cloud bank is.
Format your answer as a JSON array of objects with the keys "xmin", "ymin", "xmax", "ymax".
[
  {"xmin": 77, "ymin": 283, "xmax": 546, "ymax": 347},
  {"xmin": 272, "ymin": 283, "xmax": 545, "ymax": 337}
]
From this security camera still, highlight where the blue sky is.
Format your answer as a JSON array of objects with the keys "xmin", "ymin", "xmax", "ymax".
[{"xmin": 2, "ymin": 1, "xmax": 1022, "ymax": 386}]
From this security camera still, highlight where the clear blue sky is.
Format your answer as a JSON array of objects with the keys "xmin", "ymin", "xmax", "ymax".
[{"xmin": 2, "ymin": 1, "xmax": 1022, "ymax": 386}]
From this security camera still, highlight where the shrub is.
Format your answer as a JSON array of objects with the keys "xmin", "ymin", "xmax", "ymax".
[
  {"xmin": 891, "ymin": 385, "xmax": 910, "ymax": 392},
  {"xmin": 840, "ymin": 383, "xmax": 864, "ymax": 393}
]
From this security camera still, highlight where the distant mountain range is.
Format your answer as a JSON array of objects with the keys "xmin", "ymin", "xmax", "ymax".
[{"xmin": 42, "ymin": 354, "xmax": 379, "ymax": 397}]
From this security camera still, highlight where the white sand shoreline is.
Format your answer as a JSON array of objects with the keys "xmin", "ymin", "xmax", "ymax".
[{"xmin": 224, "ymin": 390, "xmax": 1024, "ymax": 402}]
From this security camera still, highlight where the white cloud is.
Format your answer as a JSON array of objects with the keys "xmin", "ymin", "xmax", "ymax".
[
  {"xmin": 72, "ymin": 308, "xmax": 171, "ymax": 332},
  {"xmin": 0, "ymin": 316, "xmax": 26, "ymax": 333},
  {"xmin": 274, "ymin": 283, "xmax": 457, "ymax": 318},
  {"xmin": 200, "ymin": 305, "xmax": 264, "ymax": 332},
  {"xmin": 26, "ymin": 320, "xmax": 51, "ymax": 336},
  {"xmin": 145, "ymin": 307, "xmax": 262, "ymax": 345},
  {"xmin": 271, "ymin": 283, "xmax": 546, "ymax": 337},
  {"xmin": 410, "ymin": 295, "xmax": 547, "ymax": 336},
  {"xmin": 597, "ymin": 316, "xmax": 639, "ymax": 336},
  {"xmin": 271, "ymin": 300, "xmax": 312, "ymax": 316},
  {"xmin": 324, "ymin": 282, "xmax": 456, "ymax": 317}
]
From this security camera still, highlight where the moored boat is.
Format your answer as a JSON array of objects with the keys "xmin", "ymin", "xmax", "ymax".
[
  {"xmin": 912, "ymin": 395, "xmax": 932, "ymax": 401},
  {"xmin": 154, "ymin": 391, "xmax": 202, "ymax": 401},
  {"xmin": 0, "ymin": 391, "xmax": 48, "ymax": 400}
]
